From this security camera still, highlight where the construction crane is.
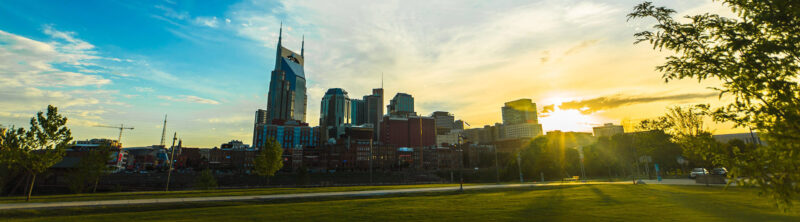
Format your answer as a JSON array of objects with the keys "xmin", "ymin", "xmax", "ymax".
[{"xmin": 94, "ymin": 124, "xmax": 134, "ymax": 143}]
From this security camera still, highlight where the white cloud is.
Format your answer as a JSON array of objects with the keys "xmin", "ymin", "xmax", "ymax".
[
  {"xmin": 194, "ymin": 16, "xmax": 219, "ymax": 28},
  {"xmin": 226, "ymin": 0, "xmax": 728, "ymax": 128},
  {"xmin": 158, "ymin": 95, "xmax": 220, "ymax": 105},
  {"xmin": 134, "ymin": 87, "xmax": 155, "ymax": 93}
]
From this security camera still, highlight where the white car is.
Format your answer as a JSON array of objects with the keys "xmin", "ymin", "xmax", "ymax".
[{"xmin": 690, "ymin": 168, "xmax": 708, "ymax": 179}]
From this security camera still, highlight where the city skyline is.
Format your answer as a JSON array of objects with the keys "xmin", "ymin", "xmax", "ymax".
[{"xmin": 0, "ymin": 0, "xmax": 743, "ymax": 147}]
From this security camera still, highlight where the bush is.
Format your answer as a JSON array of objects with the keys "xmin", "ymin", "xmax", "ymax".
[{"xmin": 194, "ymin": 169, "xmax": 217, "ymax": 190}]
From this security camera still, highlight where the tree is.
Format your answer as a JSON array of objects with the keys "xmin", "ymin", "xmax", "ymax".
[
  {"xmin": 253, "ymin": 138, "xmax": 283, "ymax": 185},
  {"xmin": 1, "ymin": 106, "xmax": 72, "ymax": 201},
  {"xmin": 194, "ymin": 168, "xmax": 217, "ymax": 190},
  {"xmin": 629, "ymin": 1, "xmax": 800, "ymax": 208},
  {"xmin": 66, "ymin": 145, "xmax": 113, "ymax": 193}
]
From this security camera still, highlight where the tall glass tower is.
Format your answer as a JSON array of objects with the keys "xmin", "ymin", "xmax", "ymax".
[{"xmin": 266, "ymin": 24, "xmax": 307, "ymax": 124}]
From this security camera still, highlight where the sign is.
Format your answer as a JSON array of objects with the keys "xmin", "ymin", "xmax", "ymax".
[{"xmin": 654, "ymin": 163, "xmax": 662, "ymax": 182}]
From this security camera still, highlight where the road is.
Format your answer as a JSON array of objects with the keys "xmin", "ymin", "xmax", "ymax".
[{"xmin": 0, "ymin": 179, "xmax": 703, "ymax": 211}]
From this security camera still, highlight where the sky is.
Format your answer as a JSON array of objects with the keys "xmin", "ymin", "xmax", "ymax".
[{"xmin": 0, "ymin": 0, "xmax": 744, "ymax": 148}]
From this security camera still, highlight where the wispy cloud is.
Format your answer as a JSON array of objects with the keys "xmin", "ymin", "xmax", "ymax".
[
  {"xmin": 548, "ymin": 92, "xmax": 719, "ymax": 114},
  {"xmin": 194, "ymin": 16, "xmax": 219, "ymax": 28},
  {"xmin": 158, "ymin": 95, "xmax": 220, "ymax": 105},
  {"xmin": 133, "ymin": 87, "xmax": 154, "ymax": 93}
]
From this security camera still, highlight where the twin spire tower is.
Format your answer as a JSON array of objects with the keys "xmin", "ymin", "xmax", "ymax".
[{"xmin": 265, "ymin": 22, "xmax": 308, "ymax": 124}]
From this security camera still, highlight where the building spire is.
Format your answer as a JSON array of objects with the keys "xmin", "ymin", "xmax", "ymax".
[
  {"xmin": 278, "ymin": 21, "xmax": 282, "ymax": 46},
  {"xmin": 275, "ymin": 21, "xmax": 283, "ymax": 70},
  {"xmin": 301, "ymin": 34, "xmax": 304, "ymax": 57}
]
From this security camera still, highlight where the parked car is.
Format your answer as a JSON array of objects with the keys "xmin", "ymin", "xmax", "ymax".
[
  {"xmin": 712, "ymin": 167, "xmax": 728, "ymax": 176},
  {"xmin": 690, "ymin": 168, "xmax": 708, "ymax": 179}
]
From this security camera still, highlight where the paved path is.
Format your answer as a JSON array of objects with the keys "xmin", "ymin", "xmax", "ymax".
[{"xmin": 0, "ymin": 180, "xmax": 700, "ymax": 211}]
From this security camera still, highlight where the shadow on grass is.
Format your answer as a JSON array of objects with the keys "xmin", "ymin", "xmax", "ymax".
[
  {"xmin": 588, "ymin": 185, "xmax": 620, "ymax": 204},
  {"xmin": 641, "ymin": 185, "xmax": 799, "ymax": 221},
  {"xmin": 0, "ymin": 187, "xmax": 536, "ymax": 220}
]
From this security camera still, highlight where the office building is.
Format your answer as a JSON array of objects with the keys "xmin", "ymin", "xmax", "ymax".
[
  {"xmin": 500, "ymin": 98, "xmax": 543, "ymax": 140},
  {"xmin": 351, "ymin": 98, "xmax": 366, "ymax": 125},
  {"xmin": 363, "ymin": 88, "xmax": 384, "ymax": 140},
  {"xmin": 431, "ymin": 111, "xmax": 455, "ymax": 135},
  {"xmin": 387, "ymin": 93, "xmax": 415, "ymax": 117},
  {"xmin": 253, "ymin": 109, "xmax": 268, "ymax": 145},
  {"xmin": 253, "ymin": 124, "xmax": 318, "ymax": 149},
  {"xmin": 320, "ymin": 88, "xmax": 352, "ymax": 140},
  {"xmin": 453, "ymin": 120, "xmax": 465, "ymax": 130},
  {"xmin": 266, "ymin": 24, "xmax": 307, "ymax": 124},
  {"xmin": 380, "ymin": 115, "xmax": 436, "ymax": 148},
  {"xmin": 593, "ymin": 123, "xmax": 624, "ymax": 137},
  {"xmin": 502, "ymin": 99, "xmax": 538, "ymax": 125}
]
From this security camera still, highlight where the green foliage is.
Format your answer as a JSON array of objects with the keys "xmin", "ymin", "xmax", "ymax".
[
  {"xmin": 629, "ymin": 1, "xmax": 800, "ymax": 208},
  {"xmin": 506, "ymin": 133, "xmax": 594, "ymax": 181},
  {"xmin": 0, "ymin": 105, "xmax": 72, "ymax": 201},
  {"xmin": 194, "ymin": 168, "xmax": 218, "ymax": 190},
  {"xmin": 253, "ymin": 138, "xmax": 283, "ymax": 179},
  {"xmin": 65, "ymin": 145, "xmax": 114, "ymax": 194}
]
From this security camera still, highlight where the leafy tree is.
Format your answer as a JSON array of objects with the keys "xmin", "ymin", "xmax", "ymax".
[
  {"xmin": 2, "ymin": 106, "xmax": 72, "ymax": 201},
  {"xmin": 629, "ymin": 1, "xmax": 800, "ymax": 208},
  {"xmin": 66, "ymin": 145, "xmax": 113, "ymax": 193},
  {"xmin": 194, "ymin": 168, "xmax": 217, "ymax": 190},
  {"xmin": 253, "ymin": 138, "xmax": 283, "ymax": 185}
]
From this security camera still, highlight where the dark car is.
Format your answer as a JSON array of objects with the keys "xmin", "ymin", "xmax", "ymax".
[{"xmin": 712, "ymin": 167, "xmax": 728, "ymax": 176}]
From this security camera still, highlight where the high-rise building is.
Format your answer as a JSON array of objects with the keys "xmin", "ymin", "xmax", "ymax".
[
  {"xmin": 350, "ymin": 99, "xmax": 366, "ymax": 125},
  {"xmin": 453, "ymin": 120, "xmax": 465, "ymax": 130},
  {"xmin": 593, "ymin": 123, "xmax": 624, "ymax": 137},
  {"xmin": 501, "ymin": 99, "xmax": 538, "ymax": 125},
  {"xmin": 320, "ymin": 88, "xmax": 352, "ymax": 140},
  {"xmin": 431, "ymin": 111, "xmax": 455, "ymax": 135},
  {"xmin": 387, "ymin": 93, "xmax": 415, "ymax": 117},
  {"xmin": 266, "ymin": 24, "xmax": 307, "ymax": 124},
  {"xmin": 253, "ymin": 109, "xmax": 268, "ymax": 146},
  {"xmin": 364, "ymin": 88, "xmax": 384, "ymax": 140}
]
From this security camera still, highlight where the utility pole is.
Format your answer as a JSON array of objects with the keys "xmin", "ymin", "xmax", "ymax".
[
  {"xmin": 165, "ymin": 132, "xmax": 177, "ymax": 192},
  {"xmin": 517, "ymin": 151, "xmax": 524, "ymax": 183},
  {"xmin": 494, "ymin": 145, "xmax": 499, "ymax": 184},
  {"xmin": 369, "ymin": 139, "xmax": 373, "ymax": 185},
  {"xmin": 578, "ymin": 146, "xmax": 586, "ymax": 182},
  {"xmin": 459, "ymin": 148, "xmax": 464, "ymax": 192}
]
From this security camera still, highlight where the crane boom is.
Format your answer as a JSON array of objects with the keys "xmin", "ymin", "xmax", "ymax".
[{"xmin": 93, "ymin": 124, "xmax": 134, "ymax": 143}]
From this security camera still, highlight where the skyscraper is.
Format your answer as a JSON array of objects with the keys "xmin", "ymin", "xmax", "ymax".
[
  {"xmin": 364, "ymin": 88, "xmax": 384, "ymax": 140},
  {"xmin": 320, "ymin": 88, "xmax": 351, "ymax": 140},
  {"xmin": 253, "ymin": 109, "xmax": 268, "ymax": 145},
  {"xmin": 351, "ymin": 98, "xmax": 366, "ymax": 125},
  {"xmin": 500, "ymin": 98, "xmax": 543, "ymax": 140},
  {"xmin": 266, "ymin": 24, "xmax": 307, "ymax": 124},
  {"xmin": 387, "ymin": 93, "xmax": 415, "ymax": 117},
  {"xmin": 501, "ymin": 99, "xmax": 538, "ymax": 125}
]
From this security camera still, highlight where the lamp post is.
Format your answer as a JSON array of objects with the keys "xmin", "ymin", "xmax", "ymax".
[
  {"xmin": 165, "ymin": 133, "xmax": 177, "ymax": 192},
  {"xmin": 369, "ymin": 139, "xmax": 373, "ymax": 185},
  {"xmin": 517, "ymin": 151, "xmax": 523, "ymax": 183},
  {"xmin": 494, "ymin": 145, "xmax": 500, "ymax": 184}
]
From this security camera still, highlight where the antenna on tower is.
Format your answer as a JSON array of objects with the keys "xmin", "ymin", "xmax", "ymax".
[
  {"xmin": 301, "ymin": 34, "xmax": 305, "ymax": 57},
  {"xmin": 381, "ymin": 72, "xmax": 384, "ymax": 89},
  {"xmin": 160, "ymin": 114, "xmax": 167, "ymax": 146}
]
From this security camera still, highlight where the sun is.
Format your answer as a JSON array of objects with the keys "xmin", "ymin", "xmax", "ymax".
[{"xmin": 539, "ymin": 107, "xmax": 599, "ymax": 133}]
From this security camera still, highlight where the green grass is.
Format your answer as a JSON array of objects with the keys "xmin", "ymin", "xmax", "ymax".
[
  {"xmin": 0, "ymin": 183, "xmax": 461, "ymax": 204},
  {"xmin": 4, "ymin": 184, "xmax": 799, "ymax": 221}
]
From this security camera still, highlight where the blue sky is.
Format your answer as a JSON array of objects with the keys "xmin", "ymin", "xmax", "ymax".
[{"xmin": 0, "ymin": 0, "xmax": 739, "ymax": 147}]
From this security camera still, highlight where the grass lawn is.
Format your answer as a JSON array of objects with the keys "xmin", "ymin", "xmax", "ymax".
[
  {"xmin": 0, "ymin": 183, "xmax": 461, "ymax": 204},
  {"xmin": 3, "ymin": 184, "xmax": 798, "ymax": 221}
]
